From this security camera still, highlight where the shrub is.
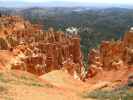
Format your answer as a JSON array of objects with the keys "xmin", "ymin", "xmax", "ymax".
[{"xmin": 82, "ymin": 85, "xmax": 133, "ymax": 100}]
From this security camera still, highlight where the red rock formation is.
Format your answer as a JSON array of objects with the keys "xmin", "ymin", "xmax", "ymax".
[
  {"xmin": 45, "ymin": 43, "xmax": 54, "ymax": 73},
  {"xmin": 87, "ymin": 30, "xmax": 133, "ymax": 78},
  {"xmin": 0, "ymin": 16, "xmax": 84, "ymax": 79},
  {"xmin": 71, "ymin": 37, "xmax": 84, "ymax": 75},
  {"xmin": 123, "ymin": 31, "xmax": 133, "ymax": 66}
]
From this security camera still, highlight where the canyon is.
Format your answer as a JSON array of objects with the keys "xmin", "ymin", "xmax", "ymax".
[
  {"xmin": 0, "ymin": 15, "xmax": 84, "ymax": 79},
  {"xmin": 0, "ymin": 15, "xmax": 132, "ymax": 100}
]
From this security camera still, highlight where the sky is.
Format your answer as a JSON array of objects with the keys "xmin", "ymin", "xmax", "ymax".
[{"xmin": 1, "ymin": 0, "xmax": 133, "ymax": 4}]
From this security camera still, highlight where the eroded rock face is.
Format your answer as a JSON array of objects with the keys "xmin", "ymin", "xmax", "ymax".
[
  {"xmin": 0, "ymin": 16, "xmax": 84, "ymax": 79},
  {"xmin": 87, "ymin": 31, "xmax": 133, "ymax": 78},
  {"xmin": 123, "ymin": 31, "xmax": 133, "ymax": 66}
]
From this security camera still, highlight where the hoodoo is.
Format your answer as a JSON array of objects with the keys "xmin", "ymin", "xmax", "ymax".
[
  {"xmin": 0, "ymin": 15, "xmax": 132, "ymax": 82},
  {"xmin": 86, "ymin": 29, "xmax": 133, "ymax": 83},
  {"xmin": 0, "ymin": 15, "xmax": 84, "ymax": 79}
]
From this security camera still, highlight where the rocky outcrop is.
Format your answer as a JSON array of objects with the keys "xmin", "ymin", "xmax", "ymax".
[
  {"xmin": 0, "ymin": 16, "xmax": 84, "ymax": 79},
  {"xmin": 123, "ymin": 31, "xmax": 133, "ymax": 66},
  {"xmin": 87, "ymin": 30, "xmax": 133, "ymax": 78},
  {"xmin": 1, "ymin": 15, "xmax": 132, "ymax": 82}
]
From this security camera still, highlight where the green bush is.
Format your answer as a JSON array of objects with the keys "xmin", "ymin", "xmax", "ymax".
[{"xmin": 82, "ymin": 86, "xmax": 133, "ymax": 100}]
